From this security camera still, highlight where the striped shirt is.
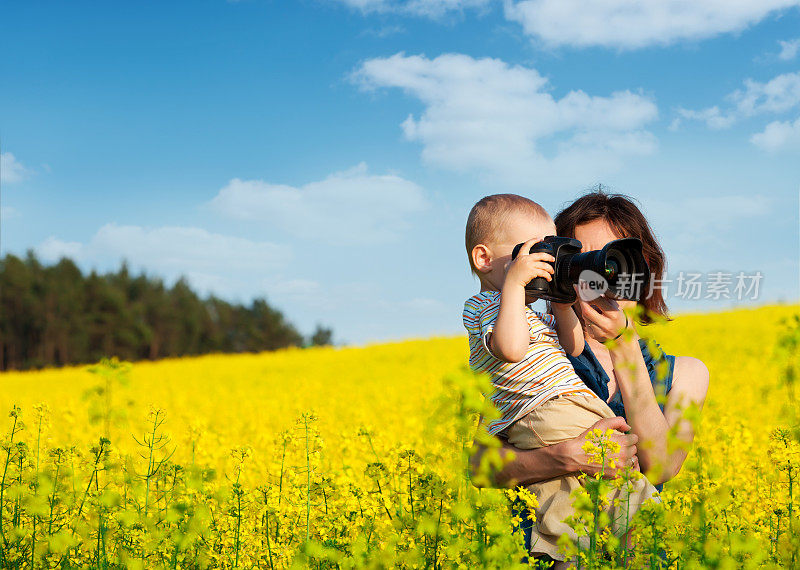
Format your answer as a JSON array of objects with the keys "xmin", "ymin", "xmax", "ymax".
[{"xmin": 463, "ymin": 290, "xmax": 594, "ymax": 435}]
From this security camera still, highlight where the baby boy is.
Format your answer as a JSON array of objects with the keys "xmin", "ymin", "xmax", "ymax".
[{"xmin": 462, "ymin": 193, "xmax": 659, "ymax": 562}]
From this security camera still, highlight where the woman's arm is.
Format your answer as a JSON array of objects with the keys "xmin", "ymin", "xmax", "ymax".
[
  {"xmin": 607, "ymin": 334, "xmax": 672, "ymax": 483},
  {"xmin": 576, "ymin": 296, "xmax": 709, "ymax": 485},
  {"xmin": 576, "ymin": 296, "xmax": 673, "ymax": 483},
  {"xmin": 468, "ymin": 416, "xmax": 640, "ymax": 488},
  {"xmin": 659, "ymin": 356, "xmax": 710, "ymax": 480}
]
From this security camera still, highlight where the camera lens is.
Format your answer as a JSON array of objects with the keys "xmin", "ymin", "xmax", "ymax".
[{"xmin": 604, "ymin": 258, "xmax": 620, "ymax": 280}]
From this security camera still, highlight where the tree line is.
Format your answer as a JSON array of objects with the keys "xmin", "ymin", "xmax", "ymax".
[{"xmin": 0, "ymin": 251, "xmax": 332, "ymax": 371}]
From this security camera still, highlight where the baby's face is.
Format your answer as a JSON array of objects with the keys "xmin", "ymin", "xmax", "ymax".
[{"xmin": 483, "ymin": 211, "xmax": 557, "ymax": 292}]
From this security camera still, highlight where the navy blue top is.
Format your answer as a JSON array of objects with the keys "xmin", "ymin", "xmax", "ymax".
[{"xmin": 567, "ymin": 338, "xmax": 675, "ymax": 418}]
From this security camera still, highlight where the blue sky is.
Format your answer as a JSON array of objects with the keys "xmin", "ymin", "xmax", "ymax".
[{"xmin": 1, "ymin": 0, "xmax": 798, "ymax": 344}]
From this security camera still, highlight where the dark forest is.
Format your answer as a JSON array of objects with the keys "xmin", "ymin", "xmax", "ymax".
[{"xmin": 0, "ymin": 251, "xmax": 332, "ymax": 371}]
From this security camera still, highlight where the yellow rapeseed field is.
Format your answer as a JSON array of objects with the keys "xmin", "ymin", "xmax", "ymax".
[{"xmin": 0, "ymin": 304, "xmax": 798, "ymax": 568}]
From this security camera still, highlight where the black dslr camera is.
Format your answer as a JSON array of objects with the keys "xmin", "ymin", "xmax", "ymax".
[{"xmin": 510, "ymin": 236, "xmax": 650, "ymax": 304}]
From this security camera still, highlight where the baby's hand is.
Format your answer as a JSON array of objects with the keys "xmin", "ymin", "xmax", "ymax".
[{"xmin": 504, "ymin": 238, "xmax": 555, "ymax": 290}]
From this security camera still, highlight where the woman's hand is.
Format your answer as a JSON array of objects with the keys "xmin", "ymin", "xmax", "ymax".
[
  {"xmin": 576, "ymin": 294, "xmax": 633, "ymax": 343},
  {"xmin": 563, "ymin": 416, "xmax": 640, "ymax": 477},
  {"xmin": 469, "ymin": 416, "xmax": 640, "ymax": 488}
]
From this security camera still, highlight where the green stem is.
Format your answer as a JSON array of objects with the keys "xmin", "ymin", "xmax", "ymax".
[
  {"xmin": 143, "ymin": 416, "xmax": 159, "ymax": 520},
  {"xmin": 433, "ymin": 498, "xmax": 443, "ymax": 570},
  {"xmin": 47, "ymin": 461, "xmax": 61, "ymax": 536},
  {"xmin": 31, "ymin": 413, "xmax": 43, "ymax": 569},
  {"xmin": 0, "ymin": 413, "xmax": 19, "ymax": 546},
  {"xmin": 408, "ymin": 455, "xmax": 415, "ymax": 523},
  {"xmin": 76, "ymin": 440, "xmax": 106, "ymax": 517},
  {"xmin": 235, "ymin": 489, "xmax": 242, "ymax": 567},
  {"xmin": 276, "ymin": 438, "xmax": 286, "ymax": 543},
  {"xmin": 789, "ymin": 464, "xmax": 795, "ymax": 569},
  {"xmin": 264, "ymin": 511, "xmax": 275, "ymax": 570},
  {"xmin": 304, "ymin": 418, "xmax": 311, "ymax": 543}
]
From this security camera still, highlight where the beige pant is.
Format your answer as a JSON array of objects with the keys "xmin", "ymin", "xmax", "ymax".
[{"xmin": 505, "ymin": 392, "xmax": 660, "ymax": 561}]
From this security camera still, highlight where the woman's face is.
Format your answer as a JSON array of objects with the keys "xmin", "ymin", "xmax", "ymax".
[
  {"xmin": 573, "ymin": 218, "xmax": 622, "ymax": 253},
  {"xmin": 572, "ymin": 218, "xmax": 633, "ymax": 335}
]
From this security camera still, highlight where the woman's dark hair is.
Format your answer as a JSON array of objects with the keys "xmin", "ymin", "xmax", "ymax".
[{"xmin": 554, "ymin": 190, "xmax": 669, "ymax": 325}]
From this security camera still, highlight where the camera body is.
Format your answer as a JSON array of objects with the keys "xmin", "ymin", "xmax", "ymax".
[{"xmin": 511, "ymin": 236, "xmax": 650, "ymax": 304}]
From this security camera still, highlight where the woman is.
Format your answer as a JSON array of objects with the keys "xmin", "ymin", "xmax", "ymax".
[{"xmin": 469, "ymin": 191, "xmax": 710, "ymax": 560}]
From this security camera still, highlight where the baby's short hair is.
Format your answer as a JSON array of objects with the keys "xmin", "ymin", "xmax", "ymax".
[{"xmin": 465, "ymin": 194, "xmax": 550, "ymax": 274}]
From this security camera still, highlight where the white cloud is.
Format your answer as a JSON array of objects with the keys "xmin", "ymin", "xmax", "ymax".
[
  {"xmin": 730, "ymin": 71, "xmax": 800, "ymax": 115},
  {"xmin": 333, "ymin": 0, "xmax": 490, "ymax": 18},
  {"xmin": 37, "ymin": 224, "xmax": 290, "ymax": 298},
  {"xmin": 750, "ymin": 116, "xmax": 800, "ymax": 151},
  {"xmin": 38, "ymin": 237, "xmax": 83, "ymax": 260},
  {"xmin": 504, "ymin": 0, "xmax": 800, "ymax": 50},
  {"xmin": 779, "ymin": 38, "xmax": 800, "ymax": 61},
  {"xmin": 674, "ymin": 106, "xmax": 736, "ymax": 130},
  {"xmin": 651, "ymin": 194, "xmax": 770, "ymax": 228},
  {"xmin": 0, "ymin": 152, "xmax": 28, "ymax": 184},
  {"xmin": 354, "ymin": 53, "xmax": 658, "ymax": 188},
  {"xmin": 206, "ymin": 163, "xmax": 428, "ymax": 243},
  {"xmin": 675, "ymin": 71, "xmax": 800, "ymax": 132},
  {"xmin": 0, "ymin": 206, "xmax": 21, "ymax": 221},
  {"xmin": 268, "ymin": 278, "xmax": 322, "ymax": 298},
  {"xmin": 645, "ymin": 193, "xmax": 772, "ymax": 262},
  {"xmin": 360, "ymin": 24, "xmax": 407, "ymax": 38}
]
